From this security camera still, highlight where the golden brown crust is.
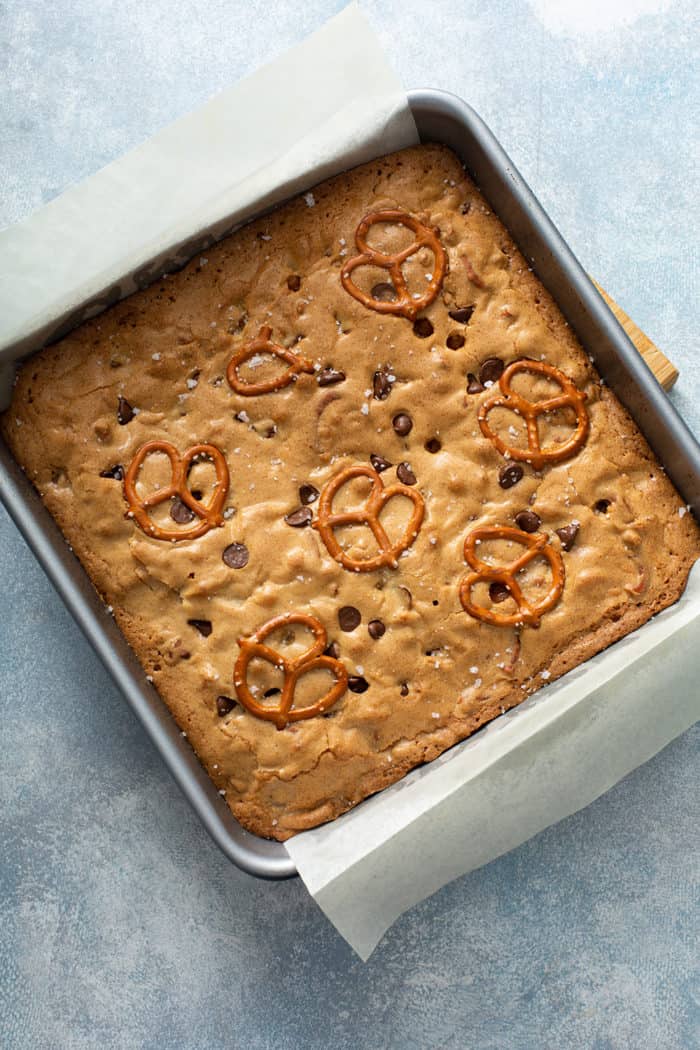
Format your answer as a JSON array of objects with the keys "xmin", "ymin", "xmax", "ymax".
[{"xmin": 3, "ymin": 144, "xmax": 698, "ymax": 841}]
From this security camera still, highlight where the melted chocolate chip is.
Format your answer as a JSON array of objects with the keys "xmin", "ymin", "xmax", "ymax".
[
  {"xmin": 392, "ymin": 412, "xmax": 413, "ymax": 437},
  {"xmin": 187, "ymin": 618, "xmax": 212, "ymax": 637},
  {"xmin": 556, "ymin": 523, "xmax": 580, "ymax": 551},
  {"xmin": 449, "ymin": 305, "xmax": 475, "ymax": 325},
  {"xmin": 370, "ymin": 453, "xmax": 392, "ymax": 473},
  {"xmin": 117, "ymin": 396, "xmax": 134, "ymax": 425},
  {"xmin": 338, "ymin": 606, "xmax": 361, "ymax": 632},
  {"xmin": 425, "ymin": 438, "xmax": 441, "ymax": 454},
  {"xmin": 170, "ymin": 497, "xmax": 196, "ymax": 523},
  {"xmin": 400, "ymin": 682, "xmax": 409, "ymax": 697},
  {"xmin": 515, "ymin": 510, "xmax": 541, "ymax": 533},
  {"xmin": 498, "ymin": 462, "xmax": 524, "ymax": 489},
  {"xmin": 373, "ymin": 370, "xmax": 393, "ymax": 400},
  {"xmin": 216, "ymin": 695, "xmax": 236, "ymax": 717},
  {"xmin": 317, "ymin": 367, "xmax": 346, "ymax": 387},
  {"xmin": 594, "ymin": 499, "xmax": 612, "ymax": 514},
  {"xmin": 467, "ymin": 373, "xmax": 485, "ymax": 394},
  {"xmin": 413, "ymin": 317, "xmax": 434, "ymax": 339},
  {"xmin": 299, "ymin": 483, "xmax": 319, "ymax": 505},
  {"xmin": 368, "ymin": 619, "xmax": 386, "ymax": 639},
  {"xmin": 446, "ymin": 332, "xmax": 465, "ymax": 350},
  {"xmin": 100, "ymin": 464, "xmax": 124, "ymax": 480},
  {"xmin": 324, "ymin": 641, "xmax": 340, "ymax": 659},
  {"xmin": 287, "ymin": 274, "xmax": 301, "ymax": 291},
  {"xmin": 479, "ymin": 357, "xmax": 505, "ymax": 385},
  {"xmin": 284, "ymin": 506, "xmax": 313, "ymax": 527},
  {"xmin": 396, "ymin": 462, "xmax": 417, "ymax": 485},
  {"xmin": 371, "ymin": 282, "xmax": 397, "ymax": 302},
  {"xmin": 348, "ymin": 675, "xmax": 369, "ymax": 694},
  {"xmin": 489, "ymin": 582, "xmax": 511, "ymax": 604},
  {"xmin": 222, "ymin": 542, "xmax": 249, "ymax": 568}
]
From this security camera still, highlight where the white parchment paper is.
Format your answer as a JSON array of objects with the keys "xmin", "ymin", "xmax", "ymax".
[
  {"xmin": 288, "ymin": 563, "xmax": 700, "ymax": 959},
  {"xmin": 1, "ymin": 1, "xmax": 697, "ymax": 963},
  {"xmin": 0, "ymin": 2, "xmax": 417, "ymax": 391}
]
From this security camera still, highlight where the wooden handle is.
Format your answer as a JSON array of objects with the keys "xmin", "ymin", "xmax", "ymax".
[{"xmin": 593, "ymin": 280, "xmax": 679, "ymax": 391}]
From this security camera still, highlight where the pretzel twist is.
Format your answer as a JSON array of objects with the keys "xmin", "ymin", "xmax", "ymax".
[
  {"xmin": 312, "ymin": 463, "xmax": 425, "ymax": 572},
  {"xmin": 233, "ymin": 613, "xmax": 348, "ymax": 729},
  {"xmin": 226, "ymin": 325, "xmax": 314, "ymax": 396},
  {"xmin": 478, "ymin": 359, "xmax": 589, "ymax": 470},
  {"xmin": 340, "ymin": 210, "xmax": 447, "ymax": 320},
  {"xmin": 460, "ymin": 525, "xmax": 564, "ymax": 627},
  {"xmin": 123, "ymin": 439, "xmax": 229, "ymax": 541}
]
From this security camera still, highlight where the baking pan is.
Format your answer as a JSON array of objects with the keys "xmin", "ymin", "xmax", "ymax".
[{"xmin": 2, "ymin": 89, "xmax": 699, "ymax": 881}]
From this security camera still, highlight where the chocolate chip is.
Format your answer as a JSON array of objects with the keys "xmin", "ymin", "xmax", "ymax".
[
  {"xmin": 338, "ymin": 606, "xmax": 361, "ymax": 632},
  {"xmin": 413, "ymin": 317, "xmax": 434, "ymax": 338},
  {"xmin": 498, "ymin": 462, "xmax": 524, "ymax": 489},
  {"xmin": 594, "ymin": 499, "xmax": 612, "ymax": 514},
  {"xmin": 489, "ymin": 582, "xmax": 511, "ymax": 603},
  {"xmin": 371, "ymin": 282, "xmax": 397, "ymax": 302},
  {"xmin": 400, "ymin": 682, "xmax": 409, "ymax": 696},
  {"xmin": 317, "ymin": 367, "xmax": 346, "ymax": 387},
  {"xmin": 446, "ymin": 333, "xmax": 465, "ymax": 350},
  {"xmin": 100, "ymin": 464, "xmax": 124, "ymax": 480},
  {"xmin": 348, "ymin": 675, "xmax": 369, "ymax": 694},
  {"xmin": 373, "ymin": 370, "xmax": 393, "ymax": 400},
  {"xmin": 216, "ymin": 695, "xmax": 236, "ymax": 717},
  {"xmin": 397, "ymin": 462, "xmax": 417, "ymax": 485},
  {"xmin": 368, "ymin": 619, "xmax": 385, "ymax": 639},
  {"xmin": 187, "ymin": 618, "xmax": 212, "ymax": 637},
  {"xmin": 556, "ymin": 523, "xmax": 580, "ymax": 551},
  {"xmin": 449, "ymin": 305, "xmax": 475, "ymax": 324},
  {"xmin": 424, "ymin": 438, "xmax": 441, "ymax": 454},
  {"xmin": 170, "ymin": 497, "xmax": 196, "ymax": 523},
  {"xmin": 370, "ymin": 453, "xmax": 392, "ymax": 473},
  {"xmin": 117, "ymin": 396, "xmax": 134, "ymax": 425},
  {"xmin": 287, "ymin": 274, "xmax": 301, "ymax": 291},
  {"xmin": 299, "ymin": 483, "xmax": 319, "ymax": 505},
  {"xmin": 324, "ymin": 641, "xmax": 340, "ymax": 659},
  {"xmin": 479, "ymin": 357, "xmax": 505, "ymax": 385},
  {"xmin": 515, "ymin": 510, "xmax": 541, "ymax": 533},
  {"xmin": 467, "ymin": 373, "xmax": 485, "ymax": 394},
  {"xmin": 284, "ymin": 506, "xmax": 313, "ymax": 527},
  {"xmin": 222, "ymin": 542, "xmax": 249, "ymax": 568},
  {"xmin": 392, "ymin": 412, "xmax": 413, "ymax": 437},
  {"xmin": 191, "ymin": 489, "xmax": 203, "ymax": 500}
]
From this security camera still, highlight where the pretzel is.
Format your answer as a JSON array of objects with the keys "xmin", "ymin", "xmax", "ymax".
[
  {"xmin": 340, "ymin": 210, "xmax": 447, "ymax": 321},
  {"xmin": 478, "ymin": 359, "xmax": 589, "ymax": 470},
  {"xmin": 226, "ymin": 325, "xmax": 314, "ymax": 396},
  {"xmin": 123, "ymin": 439, "xmax": 229, "ymax": 541},
  {"xmin": 233, "ymin": 612, "xmax": 348, "ymax": 728},
  {"xmin": 459, "ymin": 525, "xmax": 564, "ymax": 627},
  {"xmin": 312, "ymin": 463, "xmax": 424, "ymax": 572}
]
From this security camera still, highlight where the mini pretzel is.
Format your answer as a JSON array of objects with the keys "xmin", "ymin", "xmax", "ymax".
[
  {"xmin": 226, "ymin": 325, "xmax": 314, "ymax": 396},
  {"xmin": 312, "ymin": 463, "xmax": 424, "ymax": 572},
  {"xmin": 478, "ymin": 359, "xmax": 589, "ymax": 470},
  {"xmin": 460, "ymin": 525, "xmax": 564, "ymax": 627},
  {"xmin": 340, "ymin": 210, "xmax": 447, "ymax": 320},
  {"xmin": 123, "ymin": 439, "xmax": 229, "ymax": 541},
  {"xmin": 233, "ymin": 612, "xmax": 348, "ymax": 729}
]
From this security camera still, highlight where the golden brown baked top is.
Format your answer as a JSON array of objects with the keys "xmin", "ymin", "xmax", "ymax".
[{"xmin": 3, "ymin": 144, "xmax": 698, "ymax": 840}]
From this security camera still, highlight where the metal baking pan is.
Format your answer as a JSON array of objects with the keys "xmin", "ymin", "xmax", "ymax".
[{"xmin": 2, "ymin": 89, "xmax": 699, "ymax": 881}]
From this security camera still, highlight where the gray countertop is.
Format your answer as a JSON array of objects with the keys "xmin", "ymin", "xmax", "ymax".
[{"xmin": 1, "ymin": 2, "xmax": 698, "ymax": 1048}]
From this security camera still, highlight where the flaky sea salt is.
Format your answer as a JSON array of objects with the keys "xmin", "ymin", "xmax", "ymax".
[
  {"xmin": 152, "ymin": 352, "xmax": 161, "ymax": 361},
  {"xmin": 304, "ymin": 192, "xmax": 315, "ymax": 207}
]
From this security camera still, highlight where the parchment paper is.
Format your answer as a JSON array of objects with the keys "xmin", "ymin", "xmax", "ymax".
[
  {"xmin": 0, "ymin": 2, "xmax": 418, "ymax": 402},
  {"xmin": 1, "ymin": 2, "xmax": 697, "ymax": 963},
  {"xmin": 287, "ymin": 563, "xmax": 700, "ymax": 959}
]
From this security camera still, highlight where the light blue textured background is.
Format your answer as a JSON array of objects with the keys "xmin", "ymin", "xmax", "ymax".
[{"xmin": 1, "ymin": 2, "xmax": 698, "ymax": 1048}]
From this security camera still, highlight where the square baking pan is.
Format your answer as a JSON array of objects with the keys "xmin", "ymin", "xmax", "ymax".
[{"xmin": 2, "ymin": 89, "xmax": 699, "ymax": 880}]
